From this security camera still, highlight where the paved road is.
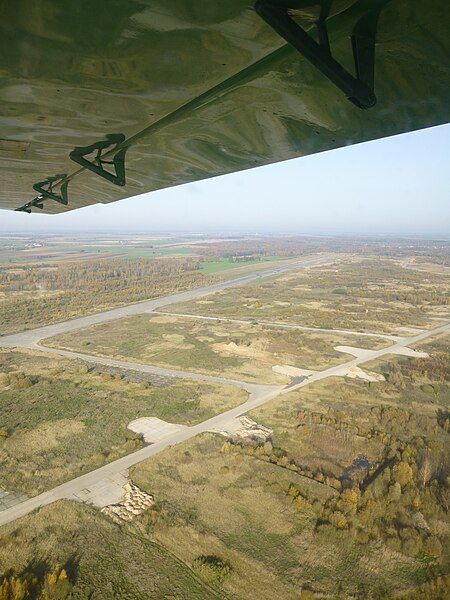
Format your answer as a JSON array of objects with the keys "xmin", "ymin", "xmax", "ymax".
[
  {"xmin": 154, "ymin": 311, "xmax": 403, "ymax": 342},
  {"xmin": 0, "ymin": 253, "xmax": 337, "ymax": 347},
  {"xmin": 0, "ymin": 318, "xmax": 448, "ymax": 528},
  {"xmin": 40, "ymin": 346, "xmax": 277, "ymax": 396}
]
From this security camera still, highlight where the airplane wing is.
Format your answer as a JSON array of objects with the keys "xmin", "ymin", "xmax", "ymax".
[{"xmin": 0, "ymin": 0, "xmax": 449, "ymax": 214}]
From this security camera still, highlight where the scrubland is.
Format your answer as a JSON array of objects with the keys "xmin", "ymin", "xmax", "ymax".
[
  {"xmin": 0, "ymin": 350, "xmax": 245, "ymax": 496},
  {"xmin": 0, "ymin": 238, "xmax": 448, "ymax": 599},
  {"xmin": 164, "ymin": 259, "xmax": 450, "ymax": 334},
  {"xmin": 45, "ymin": 313, "xmax": 388, "ymax": 384},
  {"xmin": 128, "ymin": 334, "xmax": 449, "ymax": 599},
  {"xmin": 0, "ymin": 501, "xmax": 216, "ymax": 599}
]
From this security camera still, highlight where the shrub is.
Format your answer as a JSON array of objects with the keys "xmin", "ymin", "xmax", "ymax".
[
  {"xmin": 402, "ymin": 535, "xmax": 422, "ymax": 557},
  {"xmin": 392, "ymin": 462, "xmax": 413, "ymax": 488},
  {"xmin": 329, "ymin": 511, "xmax": 348, "ymax": 529},
  {"xmin": 192, "ymin": 555, "xmax": 232, "ymax": 586},
  {"xmin": 422, "ymin": 536, "xmax": 442, "ymax": 559}
]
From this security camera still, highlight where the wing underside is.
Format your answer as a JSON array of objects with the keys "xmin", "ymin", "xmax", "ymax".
[{"xmin": 0, "ymin": 0, "xmax": 449, "ymax": 214}]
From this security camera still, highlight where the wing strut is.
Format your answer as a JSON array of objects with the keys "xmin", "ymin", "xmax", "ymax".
[{"xmin": 254, "ymin": 0, "xmax": 387, "ymax": 109}]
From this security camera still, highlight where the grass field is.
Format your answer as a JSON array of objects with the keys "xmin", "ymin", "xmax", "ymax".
[
  {"xmin": 0, "ymin": 350, "xmax": 246, "ymax": 496},
  {"xmin": 199, "ymin": 256, "xmax": 286, "ymax": 274},
  {"xmin": 45, "ymin": 314, "xmax": 389, "ymax": 385},
  {"xmin": 0, "ymin": 501, "xmax": 216, "ymax": 599},
  {"xmin": 0, "ymin": 242, "xmax": 448, "ymax": 599},
  {"xmin": 0, "ymin": 336, "xmax": 446, "ymax": 599},
  {"xmin": 128, "ymin": 336, "xmax": 449, "ymax": 599},
  {"xmin": 250, "ymin": 335, "xmax": 449, "ymax": 480},
  {"xmin": 131, "ymin": 433, "xmax": 435, "ymax": 599},
  {"xmin": 164, "ymin": 258, "xmax": 450, "ymax": 334},
  {"xmin": 0, "ymin": 236, "xmax": 196, "ymax": 265}
]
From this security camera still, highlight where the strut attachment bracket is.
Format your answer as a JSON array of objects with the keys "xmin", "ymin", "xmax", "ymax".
[
  {"xmin": 33, "ymin": 173, "xmax": 69, "ymax": 205},
  {"xmin": 15, "ymin": 197, "xmax": 44, "ymax": 213},
  {"xmin": 69, "ymin": 133, "xmax": 127, "ymax": 186},
  {"xmin": 16, "ymin": 173, "xmax": 69, "ymax": 213},
  {"xmin": 254, "ymin": 0, "xmax": 383, "ymax": 109}
]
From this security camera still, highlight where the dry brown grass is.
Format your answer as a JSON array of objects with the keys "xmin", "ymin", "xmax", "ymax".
[
  {"xmin": 163, "ymin": 258, "xmax": 450, "ymax": 334},
  {"xmin": 0, "ymin": 501, "xmax": 216, "ymax": 599},
  {"xmin": 45, "ymin": 314, "xmax": 388, "ymax": 385},
  {"xmin": 131, "ymin": 434, "xmax": 427, "ymax": 599},
  {"xmin": 0, "ymin": 349, "xmax": 246, "ymax": 496}
]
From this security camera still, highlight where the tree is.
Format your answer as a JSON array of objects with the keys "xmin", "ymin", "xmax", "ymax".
[
  {"xmin": 340, "ymin": 488, "xmax": 360, "ymax": 515},
  {"xmin": 263, "ymin": 440, "xmax": 273, "ymax": 454},
  {"xmin": 329, "ymin": 511, "xmax": 348, "ymax": 529},
  {"xmin": 423, "ymin": 536, "xmax": 442, "ymax": 558},
  {"xmin": 402, "ymin": 534, "xmax": 422, "ymax": 557},
  {"xmin": 392, "ymin": 462, "xmax": 413, "ymax": 488},
  {"xmin": 388, "ymin": 482, "xmax": 402, "ymax": 502},
  {"xmin": 418, "ymin": 450, "xmax": 433, "ymax": 487}
]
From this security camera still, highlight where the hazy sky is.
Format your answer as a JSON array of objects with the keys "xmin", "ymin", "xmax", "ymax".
[{"xmin": 1, "ymin": 123, "xmax": 449, "ymax": 236}]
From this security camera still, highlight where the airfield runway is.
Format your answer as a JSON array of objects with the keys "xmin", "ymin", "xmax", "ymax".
[{"xmin": 0, "ymin": 253, "xmax": 448, "ymax": 527}]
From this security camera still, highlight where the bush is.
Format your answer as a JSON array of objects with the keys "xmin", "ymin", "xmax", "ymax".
[
  {"xmin": 422, "ymin": 536, "xmax": 442, "ymax": 559},
  {"xmin": 192, "ymin": 555, "xmax": 231, "ymax": 586},
  {"xmin": 421, "ymin": 384, "xmax": 434, "ymax": 395},
  {"xmin": 402, "ymin": 535, "xmax": 422, "ymax": 557},
  {"xmin": 392, "ymin": 462, "xmax": 413, "ymax": 488},
  {"xmin": 329, "ymin": 511, "xmax": 348, "ymax": 529}
]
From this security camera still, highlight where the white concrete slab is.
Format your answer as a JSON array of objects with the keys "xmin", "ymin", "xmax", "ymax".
[
  {"xmin": 128, "ymin": 417, "xmax": 187, "ymax": 443},
  {"xmin": 72, "ymin": 471, "xmax": 129, "ymax": 508},
  {"xmin": 334, "ymin": 346, "xmax": 373, "ymax": 358},
  {"xmin": 344, "ymin": 366, "xmax": 385, "ymax": 382},
  {"xmin": 390, "ymin": 347, "xmax": 429, "ymax": 358}
]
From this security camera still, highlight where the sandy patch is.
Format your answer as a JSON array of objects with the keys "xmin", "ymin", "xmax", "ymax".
[
  {"xmin": 344, "ymin": 366, "xmax": 385, "ymax": 383},
  {"xmin": 161, "ymin": 333, "xmax": 194, "ymax": 349},
  {"xmin": 142, "ymin": 334, "xmax": 195, "ymax": 354},
  {"xmin": 196, "ymin": 300, "xmax": 213, "ymax": 304},
  {"xmin": 300, "ymin": 301, "xmax": 335, "ymax": 312},
  {"xmin": 212, "ymin": 341, "xmax": 269, "ymax": 361},
  {"xmin": 148, "ymin": 315, "xmax": 178, "ymax": 324}
]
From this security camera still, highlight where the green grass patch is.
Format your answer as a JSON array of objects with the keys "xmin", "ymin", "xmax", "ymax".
[
  {"xmin": 0, "ymin": 501, "xmax": 216, "ymax": 599},
  {"xmin": 199, "ymin": 256, "xmax": 285, "ymax": 274},
  {"xmin": 0, "ymin": 350, "xmax": 245, "ymax": 495}
]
